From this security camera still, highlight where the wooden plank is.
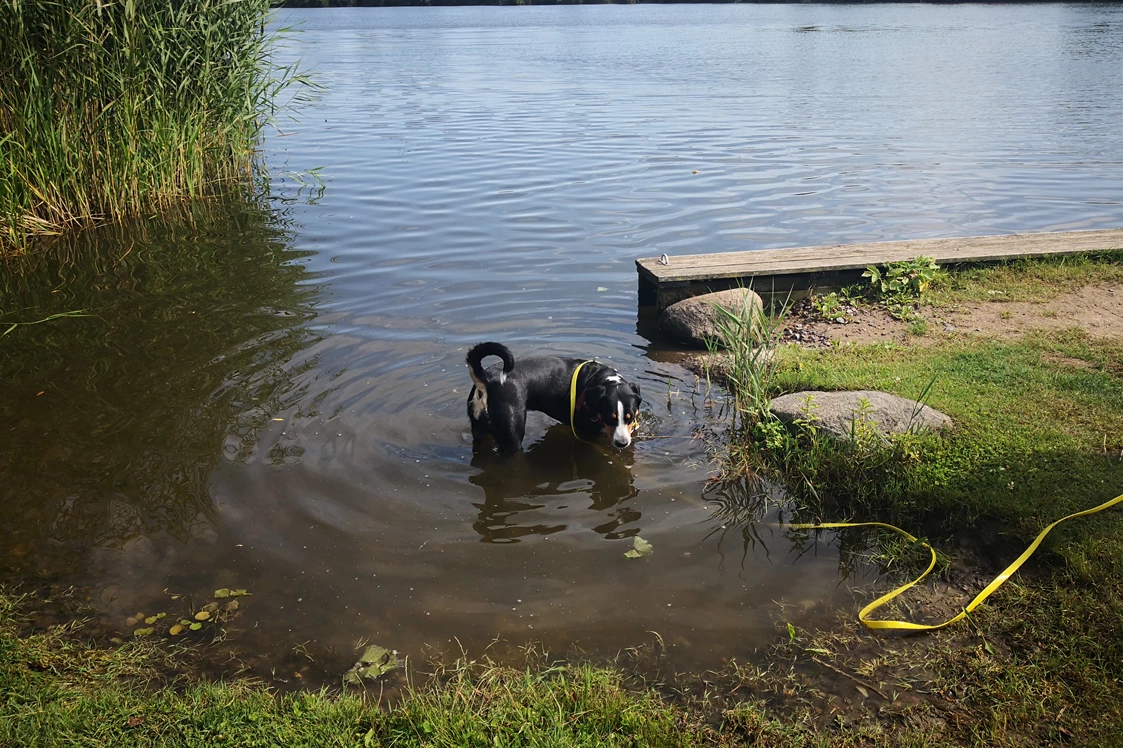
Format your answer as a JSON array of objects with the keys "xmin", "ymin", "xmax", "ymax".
[{"xmin": 637, "ymin": 229, "xmax": 1123, "ymax": 288}]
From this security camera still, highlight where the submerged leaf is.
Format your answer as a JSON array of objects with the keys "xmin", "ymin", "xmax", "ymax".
[
  {"xmin": 201, "ymin": 602, "xmax": 220, "ymax": 613},
  {"xmin": 343, "ymin": 644, "xmax": 400, "ymax": 685},
  {"xmin": 624, "ymin": 536, "xmax": 653, "ymax": 559}
]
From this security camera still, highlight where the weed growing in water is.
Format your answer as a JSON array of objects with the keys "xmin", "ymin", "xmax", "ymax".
[
  {"xmin": 0, "ymin": 0, "xmax": 309, "ymax": 251},
  {"xmin": 703, "ymin": 290, "xmax": 788, "ymax": 429},
  {"xmin": 699, "ymin": 287, "xmax": 932, "ymax": 521}
]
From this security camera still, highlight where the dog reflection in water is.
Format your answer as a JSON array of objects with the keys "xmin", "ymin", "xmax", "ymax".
[{"xmin": 469, "ymin": 427, "xmax": 640, "ymax": 543}]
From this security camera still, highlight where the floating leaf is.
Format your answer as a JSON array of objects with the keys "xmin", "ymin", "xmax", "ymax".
[
  {"xmin": 214, "ymin": 588, "xmax": 231, "ymax": 599},
  {"xmin": 179, "ymin": 619, "xmax": 192, "ymax": 627},
  {"xmin": 189, "ymin": 622, "xmax": 203, "ymax": 631},
  {"xmin": 343, "ymin": 645, "xmax": 400, "ymax": 685},
  {"xmin": 229, "ymin": 589, "xmax": 251, "ymax": 597},
  {"xmin": 144, "ymin": 616, "xmax": 157, "ymax": 625},
  {"xmin": 133, "ymin": 627, "xmax": 154, "ymax": 637},
  {"xmin": 169, "ymin": 624, "xmax": 184, "ymax": 636},
  {"xmin": 194, "ymin": 611, "xmax": 211, "ymax": 621},
  {"xmin": 623, "ymin": 536, "xmax": 653, "ymax": 559}
]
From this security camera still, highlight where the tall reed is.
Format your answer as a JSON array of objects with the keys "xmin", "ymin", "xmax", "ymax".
[
  {"xmin": 705, "ymin": 290, "xmax": 787, "ymax": 429},
  {"xmin": 0, "ymin": 0, "xmax": 298, "ymax": 251}
]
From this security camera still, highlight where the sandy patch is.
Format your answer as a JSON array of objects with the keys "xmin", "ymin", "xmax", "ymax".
[{"xmin": 784, "ymin": 282, "xmax": 1123, "ymax": 346}]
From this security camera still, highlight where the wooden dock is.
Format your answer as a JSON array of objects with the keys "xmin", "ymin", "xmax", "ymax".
[{"xmin": 636, "ymin": 228, "xmax": 1123, "ymax": 310}]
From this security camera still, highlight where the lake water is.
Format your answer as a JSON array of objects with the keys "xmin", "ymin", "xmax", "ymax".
[{"xmin": 3, "ymin": 3, "xmax": 1123, "ymax": 684}]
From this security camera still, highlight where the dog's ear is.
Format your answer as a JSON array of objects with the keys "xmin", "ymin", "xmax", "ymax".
[
  {"xmin": 630, "ymin": 382, "xmax": 641, "ymax": 402},
  {"xmin": 585, "ymin": 384, "xmax": 606, "ymax": 403}
]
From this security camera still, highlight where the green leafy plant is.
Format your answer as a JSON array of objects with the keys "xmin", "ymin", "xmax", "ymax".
[
  {"xmin": 863, "ymin": 256, "xmax": 943, "ymax": 320},
  {"xmin": 863, "ymin": 256, "xmax": 941, "ymax": 298},
  {"xmin": 810, "ymin": 291, "xmax": 851, "ymax": 323}
]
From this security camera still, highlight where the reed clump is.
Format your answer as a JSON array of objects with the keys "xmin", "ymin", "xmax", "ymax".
[{"xmin": 0, "ymin": 0, "xmax": 296, "ymax": 251}]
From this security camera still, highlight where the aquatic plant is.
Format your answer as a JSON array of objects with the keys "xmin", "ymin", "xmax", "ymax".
[
  {"xmin": 0, "ymin": 0, "xmax": 302, "ymax": 251},
  {"xmin": 704, "ymin": 291, "xmax": 787, "ymax": 429}
]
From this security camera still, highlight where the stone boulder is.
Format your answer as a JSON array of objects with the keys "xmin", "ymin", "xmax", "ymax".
[
  {"xmin": 658, "ymin": 288, "xmax": 764, "ymax": 349},
  {"xmin": 769, "ymin": 390, "xmax": 951, "ymax": 441}
]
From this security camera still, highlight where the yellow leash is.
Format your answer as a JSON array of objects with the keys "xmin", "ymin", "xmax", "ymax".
[
  {"xmin": 568, "ymin": 361, "xmax": 639, "ymax": 443},
  {"xmin": 793, "ymin": 491, "xmax": 1123, "ymax": 631},
  {"xmin": 569, "ymin": 361, "xmax": 594, "ymax": 442}
]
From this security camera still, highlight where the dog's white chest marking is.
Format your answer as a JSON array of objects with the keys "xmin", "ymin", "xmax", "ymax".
[{"xmin": 612, "ymin": 400, "xmax": 631, "ymax": 447}]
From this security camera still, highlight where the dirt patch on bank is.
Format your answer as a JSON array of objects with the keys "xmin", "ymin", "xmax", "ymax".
[{"xmin": 782, "ymin": 282, "xmax": 1123, "ymax": 347}]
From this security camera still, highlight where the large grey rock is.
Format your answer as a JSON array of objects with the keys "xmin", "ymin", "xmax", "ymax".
[
  {"xmin": 769, "ymin": 390, "xmax": 951, "ymax": 440},
  {"xmin": 658, "ymin": 288, "xmax": 764, "ymax": 349}
]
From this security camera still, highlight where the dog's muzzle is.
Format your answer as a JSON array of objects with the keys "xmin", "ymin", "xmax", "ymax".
[{"xmin": 610, "ymin": 418, "xmax": 638, "ymax": 449}]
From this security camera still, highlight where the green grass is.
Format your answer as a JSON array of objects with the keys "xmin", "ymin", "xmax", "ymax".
[
  {"xmin": 0, "ymin": 0, "xmax": 300, "ymax": 251},
  {"xmin": 707, "ymin": 300, "xmax": 1123, "ymax": 744},
  {"xmin": 745, "ymin": 332, "xmax": 1123, "ymax": 559},
  {"xmin": 0, "ymin": 588, "xmax": 705, "ymax": 747},
  {"xmin": 7, "ymin": 579, "xmax": 1120, "ymax": 746},
  {"xmin": 0, "ymin": 586, "xmax": 1018, "ymax": 748},
  {"xmin": 928, "ymin": 250, "xmax": 1123, "ymax": 305}
]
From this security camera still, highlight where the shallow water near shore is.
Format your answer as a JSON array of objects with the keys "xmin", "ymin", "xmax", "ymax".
[{"xmin": 4, "ymin": 3, "xmax": 1123, "ymax": 682}]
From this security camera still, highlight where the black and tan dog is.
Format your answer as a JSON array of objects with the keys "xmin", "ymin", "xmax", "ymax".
[{"xmin": 466, "ymin": 342, "xmax": 642, "ymax": 454}]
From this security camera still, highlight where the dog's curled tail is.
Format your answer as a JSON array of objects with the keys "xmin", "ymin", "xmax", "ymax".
[{"xmin": 466, "ymin": 342, "xmax": 515, "ymax": 388}]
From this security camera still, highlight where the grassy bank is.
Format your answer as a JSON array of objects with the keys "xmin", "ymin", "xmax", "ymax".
[
  {"xmin": 0, "ymin": 585, "xmax": 1058, "ymax": 747},
  {"xmin": 0, "ymin": 0, "xmax": 295, "ymax": 251},
  {"xmin": 0, "ymin": 588, "xmax": 719, "ymax": 747},
  {"xmin": 707, "ymin": 256, "xmax": 1123, "ymax": 743}
]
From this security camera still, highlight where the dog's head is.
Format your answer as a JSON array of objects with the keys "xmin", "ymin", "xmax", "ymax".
[{"xmin": 585, "ymin": 373, "xmax": 642, "ymax": 449}]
